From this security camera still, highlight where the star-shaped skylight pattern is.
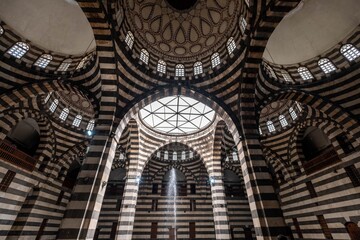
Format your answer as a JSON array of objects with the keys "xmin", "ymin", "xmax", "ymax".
[{"xmin": 140, "ymin": 95, "xmax": 215, "ymax": 135}]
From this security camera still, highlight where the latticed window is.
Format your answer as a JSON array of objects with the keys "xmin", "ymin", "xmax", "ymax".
[
  {"xmin": 181, "ymin": 151, "xmax": 186, "ymax": 160},
  {"xmin": 189, "ymin": 151, "xmax": 193, "ymax": 158},
  {"xmin": 140, "ymin": 49, "xmax": 149, "ymax": 64},
  {"xmin": 76, "ymin": 55, "xmax": 91, "ymax": 70},
  {"xmin": 49, "ymin": 99, "xmax": 59, "ymax": 113},
  {"xmin": 318, "ymin": 58, "xmax": 336, "ymax": 74},
  {"xmin": 0, "ymin": 25, "xmax": 4, "ymax": 35},
  {"xmin": 173, "ymin": 152, "xmax": 177, "ymax": 161},
  {"xmin": 34, "ymin": 54, "xmax": 52, "ymax": 68},
  {"xmin": 175, "ymin": 64, "xmax": 185, "ymax": 77},
  {"xmin": 289, "ymin": 107, "xmax": 297, "ymax": 120},
  {"xmin": 59, "ymin": 108, "xmax": 69, "ymax": 121},
  {"xmin": 340, "ymin": 44, "xmax": 360, "ymax": 61},
  {"xmin": 267, "ymin": 120, "xmax": 275, "ymax": 133},
  {"xmin": 279, "ymin": 115, "xmax": 288, "ymax": 127},
  {"xmin": 57, "ymin": 59, "xmax": 72, "ymax": 71},
  {"xmin": 232, "ymin": 151, "xmax": 238, "ymax": 161},
  {"xmin": 86, "ymin": 119, "xmax": 95, "ymax": 131},
  {"xmin": 281, "ymin": 70, "xmax": 292, "ymax": 82},
  {"xmin": 44, "ymin": 92, "xmax": 52, "ymax": 103},
  {"xmin": 156, "ymin": 151, "xmax": 160, "ymax": 158},
  {"xmin": 298, "ymin": 67, "xmax": 313, "ymax": 80},
  {"xmin": 193, "ymin": 61, "xmax": 203, "ymax": 75},
  {"xmin": 227, "ymin": 37, "xmax": 236, "ymax": 54},
  {"xmin": 211, "ymin": 52, "xmax": 220, "ymax": 68},
  {"xmin": 72, "ymin": 115, "xmax": 82, "ymax": 127},
  {"xmin": 125, "ymin": 31, "xmax": 134, "ymax": 49},
  {"xmin": 264, "ymin": 62, "xmax": 277, "ymax": 79},
  {"xmin": 157, "ymin": 59, "xmax": 166, "ymax": 74},
  {"xmin": 240, "ymin": 16, "xmax": 247, "ymax": 34},
  {"xmin": 7, "ymin": 42, "xmax": 29, "ymax": 59},
  {"xmin": 164, "ymin": 150, "xmax": 168, "ymax": 160}
]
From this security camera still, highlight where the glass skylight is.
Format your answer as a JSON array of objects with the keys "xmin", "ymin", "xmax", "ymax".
[{"xmin": 139, "ymin": 95, "xmax": 215, "ymax": 135}]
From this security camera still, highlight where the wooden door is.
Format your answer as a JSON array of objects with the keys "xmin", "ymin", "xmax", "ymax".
[{"xmin": 346, "ymin": 222, "xmax": 360, "ymax": 240}]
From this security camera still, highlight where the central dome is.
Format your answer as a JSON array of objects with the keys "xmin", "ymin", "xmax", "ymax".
[{"xmin": 125, "ymin": 0, "xmax": 239, "ymax": 60}]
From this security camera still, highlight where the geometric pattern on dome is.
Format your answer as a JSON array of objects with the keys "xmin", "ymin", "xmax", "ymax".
[
  {"xmin": 139, "ymin": 95, "xmax": 215, "ymax": 135},
  {"xmin": 57, "ymin": 91, "xmax": 94, "ymax": 116},
  {"xmin": 125, "ymin": 0, "xmax": 240, "ymax": 61}
]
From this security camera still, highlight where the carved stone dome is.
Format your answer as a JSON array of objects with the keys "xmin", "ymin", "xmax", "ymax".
[{"xmin": 125, "ymin": 0, "xmax": 240, "ymax": 62}]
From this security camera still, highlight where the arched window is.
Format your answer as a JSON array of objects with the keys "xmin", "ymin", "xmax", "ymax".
[
  {"xmin": 340, "ymin": 44, "xmax": 360, "ymax": 61},
  {"xmin": 267, "ymin": 120, "xmax": 275, "ymax": 133},
  {"xmin": 298, "ymin": 67, "xmax": 313, "ymax": 80},
  {"xmin": 72, "ymin": 115, "xmax": 82, "ymax": 127},
  {"xmin": 264, "ymin": 62, "xmax": 277, "ymax": 79},
  {"xmin": 156, "ymin": 151, "xmax": 160, "ymax": 158},
  {"xmin": 59, "ymin": 108, "xmax": 69, "ymax": 121},
  {"xmin": 259, "ymin": 127, "xmax": 262, "ymax": 135},
  {"xmin": 86, "ymin": 119, "xmax": 95, "ymax": 131},
  {"xmin": 189, "ymin": 151, "xmax": 193, "ymax": 158},
  {"xmin": 227, "ymin": 37, "xmax": 236, "ymax": 55},
  {"xmin": 318, "ymin": 58, "xmax": 336, "ymax": 74},
  {"xmin": 193, "ymin": 61, "xmax": 203, "ymax": 75},
  {"xmin": 232, "ymin": 151, "xmax": 238, "ymax": 161},
  {"xmin": 140, "ymin": 49, "xmax": 149, "ymax": 64},
  {"xmin": 211, "ymin": 52, "xmax": 220, "ymax": 68},
  {"xmin": 281, "ymin": 70, "xmax": 292, "ymax": 82},
  {"xmin": 0, "ymin": 25, "xmax": 4, "ymax": 35},
  {"xmin": 7, "ymin": 42, "xmax": 29, "ymax": 59},
  {"xmin": 175, "ymin": 64, "xmax": 185, "ymax": 77},
  {"xmin": 34, "ymin": 54, "xmax": 52, "ymax": 68},
  {"xmin": 181, "ymin": 151, "xmax": 186, "ymax": 160},
  {"xmin": 164, "ymin": 150, "xmax": 168, "ymax": 160},
  {"xmin": 57, "ymin": 59, "xmax": 72, "ymax": 71},
  {"xmin": 240, "ymin": 16, "xmax": 247, "ymax": 34},
  {"xmin": 49, "ymin": 99, "xmax": 59, "ymax": 113},
  {"xmin": 173, "ymin": 151, "xmax": 177, "ymax": 161},
  {"xmin": 44, "ymin": 92, "xmax": 52, "ymax": 103},
  {"xmin": 289, "ymin": 107, "xmax": 297, "ymax": 120},
  {"xmin": 76, "ymin": 55, "xmax": 91, "ymax": 70},
  {"xmin": 125, "ymin": 31, "xmax": 134, "ymax": 49},
  {"xmin": 279, "ymin": 115, "xmax": 288, "ymax": 127},
  {"xmin": 157, "ymin": 59, "xmax": 166, "ymax": 74}
]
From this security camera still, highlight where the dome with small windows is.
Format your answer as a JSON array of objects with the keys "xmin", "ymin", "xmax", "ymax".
[{"xmin": 123, "ymin": 0, "xmax": 243, "ymax": 67}]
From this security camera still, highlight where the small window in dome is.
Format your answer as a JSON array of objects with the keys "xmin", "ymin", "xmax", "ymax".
[
  {"xmin": 340, "ymin": 44, "xmax": 360, "ymax": 62},
  {"xmin": 125, "ymin": 31, "xmax": 134, "ymax": 49},
  {"xmin": 281, "ymin": 70, "xmax": 292, "ymax": 82},
  {"xmin": 289, "ymin": 107, "xmax": 297, "ymax": 120},
  {"xmin": 279, "ymin": 115, "xmax": 288, "ymax": 128},
  {"xmin": 232, "ymin": 151, "xmax": 238, "ymax": 161},
  {"xmin": 76, "ymin": 55, "xmax": 91, "ymax": 70},
  {"xmin": 156, "ymin": 151, "xmax": 160, "ymax": 158},
  {"xmin": 157, "ymin": 59, "xmax": 166, "ymax": 74},
  {"xmin": 318, "ymin": 58, "xmax": 336, "ymax": 74},
  {"xmin": 34, "ymin": 54, "xmax": 52, "ymax": 68},
  {"xmin": 189, "ymin": 151, "xmax": 193, "ymax": 158},
  {"xmin": 267, "ymin": 120, "xmax": 275, "ymax": 133},
  {"xmin": 72, "ymin": 115, "xmax": 82, "ymax": 127},
  {"xmin": 86, "ymin": 119, "xmax": 95, "ymax": 131},
  {"xmin": 58, "ymin": 59, "xmax": 72, "ymax": 71},
  {"xmin": 49, "ymin": 99, "xmax": 59, "ymax": 113},
  {"xmin": 173, "ymin": 152, "xmax": 177, "ymax": 161},
  {"xmin": 7, "ymin": 42, "xmax": 29, "ymax": 59},
  {"xmin": 259, "ymin": 127, "xmax": 262, "ymax": 135},
  {"xmin": 264, "ymin": 62, "xmax": 277, "ymax": 79},
  {"xmin": 298, "ymin": 67, "xmax": 313, "ymax": 80},
  {"xmin": 193, "ymin": 61, "xmax": 203, "ymax": 75},
  {"xmin": 175, "ymin": 64, "xmax": 185, "ymax": 77},
  {"xmin": 164, "ymin": 150, "xmax": 168, "ymax": 160},
  {"xmin": 140, "ymin": 49, "xmax": 149, "ymax": 65},
  {"xmin": 211, "ymin": 52, "xmax": 220, "ymax": 68},
  {"xmin": 240, "ymin": 16, "xmax": 247, "ymax": 34},
  {"xmin": 59, "ymin": 108, "xmax": 69, "ymax": 121},
  {"xmin": 181, "ymin": 151, "xmax": 186, "ymax": 160},
  {"xmin": 227, "ymin": 37, "xmax": 236, "ymax": 55},
  {"xmin": 44, "ymin": 92, "xmax": 52, "ymax": 103},
  {"xmin": 0, "ymin": 25, "xmax": 4, "ymax": 35}
]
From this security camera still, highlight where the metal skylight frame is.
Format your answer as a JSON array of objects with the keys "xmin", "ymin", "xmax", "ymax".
[{"xmin": 139, "ymin": 95, "xmax": 215, "ymax": 135}]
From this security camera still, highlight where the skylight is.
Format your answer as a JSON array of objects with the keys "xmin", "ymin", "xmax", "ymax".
[{"xmin": 139, "ymin": 95, "xmax": 215, "ymax": 135}]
